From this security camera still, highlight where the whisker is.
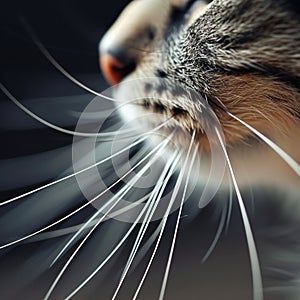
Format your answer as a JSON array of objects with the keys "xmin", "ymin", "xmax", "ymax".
[
  {"xmin": 215, "ymin": 127, "xmax": 264, "ymax": 300},
  {"xmin": 264, "ymin": 267, "xmax": 295, "ymax": 278},
  {"xmin": 133, "ymin": 133, "xmax": 196, "ymax": 300},
  {"xmin": 227, "ymin": 111, "xmax": 300, "ymax": 176},
  {"xmin": 0, "ymin": 118, "xmax": 169, "ymax": 208},
  {"xmin": 49, "ymin": 133, "xmax": 174, "ymax": 267},
  {"xmin": 264, "ymin": 285, "xmax": 300, "ymax": 292},
  {"xmin": 201, "ymin": 205, "xmax": 227, "ymax": 263},
  {"xmin": 63, "ymin": 135, "xmax": 175, "ymax": 300},
  {"xmin": 21, "ymin": 18, "xmax": 118, "ymax": 102},
  {"xmin": 133, "ymin": 213, "xmax": 167, "ymax": 300},
  {"xmin": 225, "ymin": 172, "xmax": 233, "ymax": 233},
  {"xmin": 44, "ymin": 134, "xmax": 173, "ymax": 300},
  {"xmin": 158, "ymin": 132, "xmax": 197, "ymax": 300},
  {"xmin": 128, "ymin": 210, "xmax": 165, "ymax": 275},
  {"xmin": 64, "ymin": 210, "xmax": 154, "ymax": 300},
  {"xmin": 63, "ymin": 200, "xmax": 156, "ymax": 300},
  {"xmin": 0, "ymin": 83, "xmax": 138, "ymax": 138},
  {"xmin": 0, "ymin": 120, "xmax": 171, "ymax": 249},
  {"xmin": 112, "ymin": 152, "xmax": 180, "ymax": 300}
]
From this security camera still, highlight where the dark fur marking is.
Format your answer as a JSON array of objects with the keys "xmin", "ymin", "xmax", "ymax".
[
  {"xmin": 144, "ymin": 83, "xmax": 153, "ymax": 92},
  {"xmin": 156, "ymin": 69, "xmax": 168, "ymax": 78}
]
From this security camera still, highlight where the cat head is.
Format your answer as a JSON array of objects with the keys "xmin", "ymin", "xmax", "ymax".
[{"xmin": 99, "ymin": 0, "xmax": 300, "ymax": 189}]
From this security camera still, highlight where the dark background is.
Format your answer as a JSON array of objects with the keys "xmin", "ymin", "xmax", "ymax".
[
  {"xmin": 0, "ymin": 0, "xmax": 130, "ymax": 158},
  {"xmin": 0, "ymin": 0, "xmax": 130, "ymax": 94}
]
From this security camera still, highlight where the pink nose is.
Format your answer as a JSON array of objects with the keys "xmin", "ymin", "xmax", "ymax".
[
  {"xmin": 100, "ymin": 53, "xmax": 125, "ymax": 86},
  {"xmin": 100, "ymin": 51, "xmax": 135, "ymax": 86}
]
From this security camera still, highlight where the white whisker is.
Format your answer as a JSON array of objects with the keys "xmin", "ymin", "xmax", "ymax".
[
  {"xmin": 64, "ymin": 199, "xmax": 155, "ymax": 300},
  {"xmin": 227, "ymin": 111, "xmax": 300, "ymax": 176},
  {"xmin": 215, "ymin": 127, "xmax": 263, "ymax": 300},
  {"xmin": 0, "ymin": 120, "xmax": 167, "ymax": 207},
  {"xmin": 63, "ymin": 137, "xmax": 175, "ymax": 300},
  {"xmin": 133, "ymin": 218, "xmax": 166, "ymax": 300},
  {"xmin": 45, "ymin": 133, "xmax": 174, "ymax": 300},
  {"xmin": 128, "ymin": 215, "xmax": 164, "ymax": 275},
  {"xmin": 264, "ymin": 286, "xmax": 300, "ymax": 292},
  {"xmin": 0, "ymin": 83, "xmax": 136, "ymax": 138},
  {"xmin": 49, "ymin": 134, "xmax": 174, "ymax": 266},
  {"xmin": 0, "ymin": 121, "xmax": 171, "ymax": 249},
  {"xmin": 225, "ymin": 172, "xmax": 233, "ymax": 233},
  {"xmin": 201, "ymin": 206, "xmax": 227, "ymax": 263},
  {"xmin": 21, "ymin": 18, "xmax": 117, "ymax": 102},
  {"xmin": 132, "ymin": 133, "xmax": 195, "ymax": 300},
  {"xmin": 26, "ymin": 193, "xmax": 152, "ymax": 243},
  {"xmin": 158, "ymin": 132, "xmax": 197, "ymax": 300},
  {"xmin": 112, "ymin": 152, "xmax": 180, "ymax": 300}
]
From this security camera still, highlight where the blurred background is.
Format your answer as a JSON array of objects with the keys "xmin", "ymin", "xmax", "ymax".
[{"xmin": 0, "ymin": 0, "xmax": 130, "ymax": 157}]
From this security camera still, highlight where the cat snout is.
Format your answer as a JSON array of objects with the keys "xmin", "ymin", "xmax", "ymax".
[{"xmin": 98, "ymin": 0, "xmax": 169, "ymax": 85}]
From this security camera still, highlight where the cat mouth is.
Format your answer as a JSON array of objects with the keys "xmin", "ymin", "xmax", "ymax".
[
  {"xmin": 114, "ymin": 78, "xmax": 224, "ymax": 152},
  {"xmin": 139, "ymin": 97, "xmax": 208, "ymax": 148},
  {"xmin": 141, "ymin": 98, "xmax": 200, "ymax": 130},
  {"xmin": 118, "ymin": 96, "xmax": 220, "ymax": 154}
]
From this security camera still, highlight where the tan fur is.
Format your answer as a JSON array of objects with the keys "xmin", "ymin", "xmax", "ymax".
[{"xmin": 210, "ymin": 74, "xmax": 300, "ymax": 146}]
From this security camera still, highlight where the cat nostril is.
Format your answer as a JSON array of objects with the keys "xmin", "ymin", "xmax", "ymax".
[
  {"xmin": 172, "ymin": 107, "xmax": 185, "ymax": 116},
  {"xmin": 100, "ymin": 52, "xmax": 135, "ymax": 86}
]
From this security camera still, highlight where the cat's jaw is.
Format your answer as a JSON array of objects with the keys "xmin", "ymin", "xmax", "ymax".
[
  {"xmin": 115, "ymin": 82, "xmax": 300, "ymax": 192},
  {"xmin": 100, "ymin": 0, "xmax": 300, "ymax": 195}
]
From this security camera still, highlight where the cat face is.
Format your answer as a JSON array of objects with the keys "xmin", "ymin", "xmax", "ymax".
[{"xmin": 99, "ymin": 0, "xmax": 300, "ymax": 189}]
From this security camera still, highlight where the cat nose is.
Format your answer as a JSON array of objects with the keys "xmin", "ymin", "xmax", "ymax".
[
  {"xmin": 99, "ymin": 50, "xmax": 135, "ymax": 86},
  {"xmin": 99, "ymin": 0, "xmax": 168, "ymax": 85}
]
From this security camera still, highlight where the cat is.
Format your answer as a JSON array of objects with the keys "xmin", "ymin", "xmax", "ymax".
[
  {"xmin": 100, "ymin": 0, "xmax": 300, "ymax": 299},
  {"xmin": 0, "ymin": 0, "xmax": 299, "ymax": 299}
]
